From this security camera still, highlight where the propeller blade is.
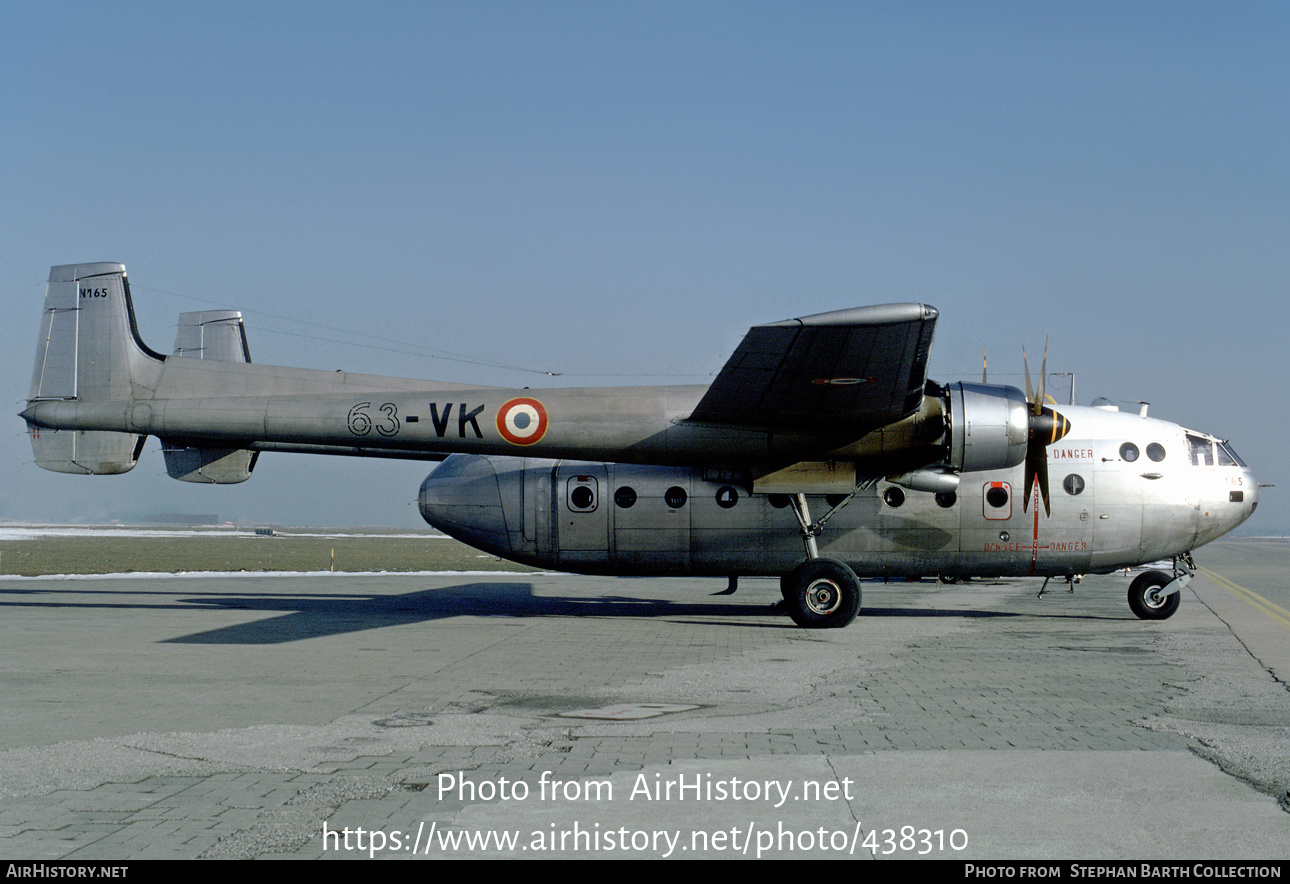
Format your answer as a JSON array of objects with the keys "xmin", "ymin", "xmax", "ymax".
[
  {"xmin": 1024, "ymin": 444, "xmax": 1053, "ymax": 516},
  {"xmin": 1023, "ymin": 345, "xmax": 1034, "ymax": 404},
  {"xmin": 1022, "ymin": 403, "xmax": 1071, "ymax": 515},
  {"xmin": 1021, "ymin": 337, "xmax": 1069, "ymax": 516},
  {"xmin": 1035, "ymin": 336, "xmax": 1049, "ymax": 415},
  {"xmin": 982, "ymin": 347, "xmax": 988, "ymax": 385}
]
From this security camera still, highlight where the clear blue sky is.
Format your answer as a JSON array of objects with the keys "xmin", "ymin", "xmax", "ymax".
[{"xmin": 2, "ymin": 1, "xmax": 1286, "ymax": 530}]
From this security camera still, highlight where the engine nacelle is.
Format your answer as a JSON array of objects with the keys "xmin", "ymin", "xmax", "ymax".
[{"xmin": 944, "ymin": 382, "xmax": 1030, "ymax": 474}]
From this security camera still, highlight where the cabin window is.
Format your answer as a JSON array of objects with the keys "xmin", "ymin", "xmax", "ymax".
[
  {"xmin": 1063, "ymin": 474, "xmax": 1085, "ymax": 496},
  {"xmin": 1119, "ymin": 442, "xmax": 1139, "ymax": 462},
  {"xmin": 567, "ymin": 476, "xmax": 598, "ymax": 512},
  {"xmin": 715, "ymin": 486, "xmax": 739, "ymax": 508},
  {"xmin": 983, "ymin": 482, "xmax": 1012, "ymax": 520},
  {"xmin": 768, "ymin": 494, "xmax": 790, "ymax": 509},
  {"xmin": 1220, "ymin": 441, "xmax": 1246, "ymax": 467},
  {"xmin": 664, "ymin": 486, "xmax": 688, "ymax": 509},
  {"xmin": 1217, "ymin": 441, "xmax": 1245, "ymax": 467},
  {"xmin": 1186, "ymin": 434, "xmax": 1214, "ymax": 467},
  {"xmin": 614, "ymin": 486, "xmax": 637, "ymax": 508},
  {"xmin": 935, "ymin": 491, "xmax": 957, "ymax": 508},
  {"xmin": 883, "ymin": 487, "xmax": 905, "ymax": 508},
  {"xmin": 1146, "ymin": 443, "xmax": 1166, "ymax": 462}
]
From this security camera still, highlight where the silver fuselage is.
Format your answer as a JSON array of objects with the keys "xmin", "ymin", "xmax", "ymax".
[{"xmin": 420, "ymin": 404, "xmax": 1258, "ymax": 578}]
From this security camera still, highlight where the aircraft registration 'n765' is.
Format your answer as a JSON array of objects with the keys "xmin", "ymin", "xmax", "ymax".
[{"xmin": 20, "ymin": 263, "xmax": 1259, "ymax": 627}]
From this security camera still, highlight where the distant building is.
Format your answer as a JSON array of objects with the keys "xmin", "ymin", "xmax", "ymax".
[{"xmin": 144, "ymin": 513, "xmax": 220, "ymax": 526}]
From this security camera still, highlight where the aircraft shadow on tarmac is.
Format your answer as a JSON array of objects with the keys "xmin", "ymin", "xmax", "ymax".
[
  {"xmin": 165, "ymin": 582, "xmax": 779, "ymax": 643},
  {"xmin": 2, "ymin": 579, "xmax": 1134, "ymax": 645}
]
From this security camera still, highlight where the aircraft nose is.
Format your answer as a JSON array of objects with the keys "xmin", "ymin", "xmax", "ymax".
[
  {"xmin": 1245, "ymin": 468, "xmax": 1260, "ymax": 519},
  {"xmin": 419, "ymin": 454, "xmax": 512, "ymax": 557}
]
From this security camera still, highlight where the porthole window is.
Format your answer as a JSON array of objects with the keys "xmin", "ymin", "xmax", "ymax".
[
  {"xmin": 768, "ymin": 494, "xmax": 790, "ymax": 509},
  {"xmin": 883, "ymin": 486, "xmax": 905, "ymax": 508},
  {"xmin": 1119, "ymin": 443, "xmax": 1139, "ymax": 462},
  {"xmin": 1063, "ymin": 474, "xmax": 1085, "ymax": 496},
  {"xmin": 983, "ymin": 482, "xmax": 1011, "ymax": 520},
  {"xmin": 566, "ymin": 476, "xmax": 598, "ymax": 512},
  {"xmin": 664, "ymin": 486, "xmax": 688, "ymax": 509},
  {"xmin": 614, "ymin": 486, "xmax": 637, "ymax": 508},
  {"xmin": 715, "ymin": 486, "xmax": 738, "ymax": 509},
  {"xmin": 935, "ymin": 491, "xmax": 957, "ymax": 508},
  {"xmin": 1147, "ymin": 443, "xmax": 1166, "ymax": 462}
]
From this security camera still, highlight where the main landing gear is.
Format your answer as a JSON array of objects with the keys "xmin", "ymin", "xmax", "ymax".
[
  {"xmin": 779, "ymin": 490, "xmax": 867, "ymax": 629},
  {"xmin": 1127, "ymin": 553, "xmax": 1194, "ymax": 620},
  {"xmin": 781, "ymin": 558, "xmax": 861, "ymax": 628}
]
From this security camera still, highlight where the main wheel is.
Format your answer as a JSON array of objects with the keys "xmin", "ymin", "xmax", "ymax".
[
  {"xmin": 783, "ymin": 558, "xmax": 861, "ymax": 628},
  {"xmin": 1128, "ymin": 570, "xmax": 1180, "ymax": 620}
]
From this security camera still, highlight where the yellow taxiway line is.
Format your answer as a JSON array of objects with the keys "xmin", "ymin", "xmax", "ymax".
[{"xmin": 1198, "ymin": 565, "xmax": 1290, "ymax": 632}]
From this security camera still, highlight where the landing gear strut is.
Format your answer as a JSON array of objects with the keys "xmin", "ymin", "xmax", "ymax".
[{"xmin": 780, "ymin": 490, "xmax": 866, "ymax": 629}]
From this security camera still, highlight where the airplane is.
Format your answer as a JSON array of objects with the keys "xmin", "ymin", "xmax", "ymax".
[{"xmin": 20, "ymin": 263, "xmax": 1260, "ymax": 628}]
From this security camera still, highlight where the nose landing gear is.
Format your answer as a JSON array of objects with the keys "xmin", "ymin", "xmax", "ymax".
[{"xmin": 1127, "ymin": 554, "xmax": 1194, "ymax": 620}]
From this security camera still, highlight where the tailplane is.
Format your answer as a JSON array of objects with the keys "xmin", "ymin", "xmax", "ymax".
[{"xmin": 26, "ymin": 264, "xmax": 262, "ymax": 482}]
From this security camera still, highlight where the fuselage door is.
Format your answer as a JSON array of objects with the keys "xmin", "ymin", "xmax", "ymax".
[{"xmin": 555, "ymin": 463, "xmax": 610, "ymax": 566}]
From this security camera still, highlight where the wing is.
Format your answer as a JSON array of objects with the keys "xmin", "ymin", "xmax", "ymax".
[{"xmin": 686, "ymin": 303, "xmax": 938, "ymax": 432}]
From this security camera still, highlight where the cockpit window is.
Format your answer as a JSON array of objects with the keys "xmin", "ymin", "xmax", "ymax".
[
  {"xmin": 1218, "ymin": 441, "xmax": 1247, "ymax": 468},
  {"xmin": 1186, "ymin": 434, "xmax": 1214, "ymax": 467}
]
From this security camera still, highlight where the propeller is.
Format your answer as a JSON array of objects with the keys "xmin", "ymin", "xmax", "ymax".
[{"xmin": 1021, "ymin": 339, "xmax": 1071, "ymax": 516}]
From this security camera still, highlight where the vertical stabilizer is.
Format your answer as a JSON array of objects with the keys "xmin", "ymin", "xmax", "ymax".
[
  {"xmin": 162, "ymin": 309, "xmax": 258, "ymax": 483},
  {"xmin": 26, "ymin": 263, "xmax": 161, "ymax": 474}
]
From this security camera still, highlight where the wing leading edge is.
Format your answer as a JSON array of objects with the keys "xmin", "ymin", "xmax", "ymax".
[{"xmin": 686, "ymin": 303, "xmax": 938, "ymax": 433}]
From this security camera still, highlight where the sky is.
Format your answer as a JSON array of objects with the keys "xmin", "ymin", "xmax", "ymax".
[{"xmin": 2, "ymin": 1, "xmax": 1286, "ymax": 531}]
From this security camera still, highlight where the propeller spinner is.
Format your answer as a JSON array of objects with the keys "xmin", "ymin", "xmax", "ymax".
[{"xmin": 1022, "ymin": 341, "xmax": 1071, "ymax": 516}]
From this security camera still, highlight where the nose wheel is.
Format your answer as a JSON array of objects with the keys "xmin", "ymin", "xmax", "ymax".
[
  {"xmin": 1127, "ymin": 570, "xmax": 1181, "ymax": 620},
  {"xmin": 783, "ymin": 558, "xmax": 861, "ymax": 628}
]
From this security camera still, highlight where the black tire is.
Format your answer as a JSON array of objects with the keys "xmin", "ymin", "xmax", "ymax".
[
  {"xmin": 939, "ymin": 574, "xmax": 961, "ymax": 584},
  {"xmin": 1128, "ymin": 570, "xmax": 1180, "ymax": 620},
  {"xmin": 783, "ymin": 558, "xmax": 861, "ymax": 628}
]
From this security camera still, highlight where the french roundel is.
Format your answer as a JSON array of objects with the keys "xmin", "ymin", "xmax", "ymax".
[{"xmin": 496, "ymin": 397, "xmax": 548, "ymax": 445}]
